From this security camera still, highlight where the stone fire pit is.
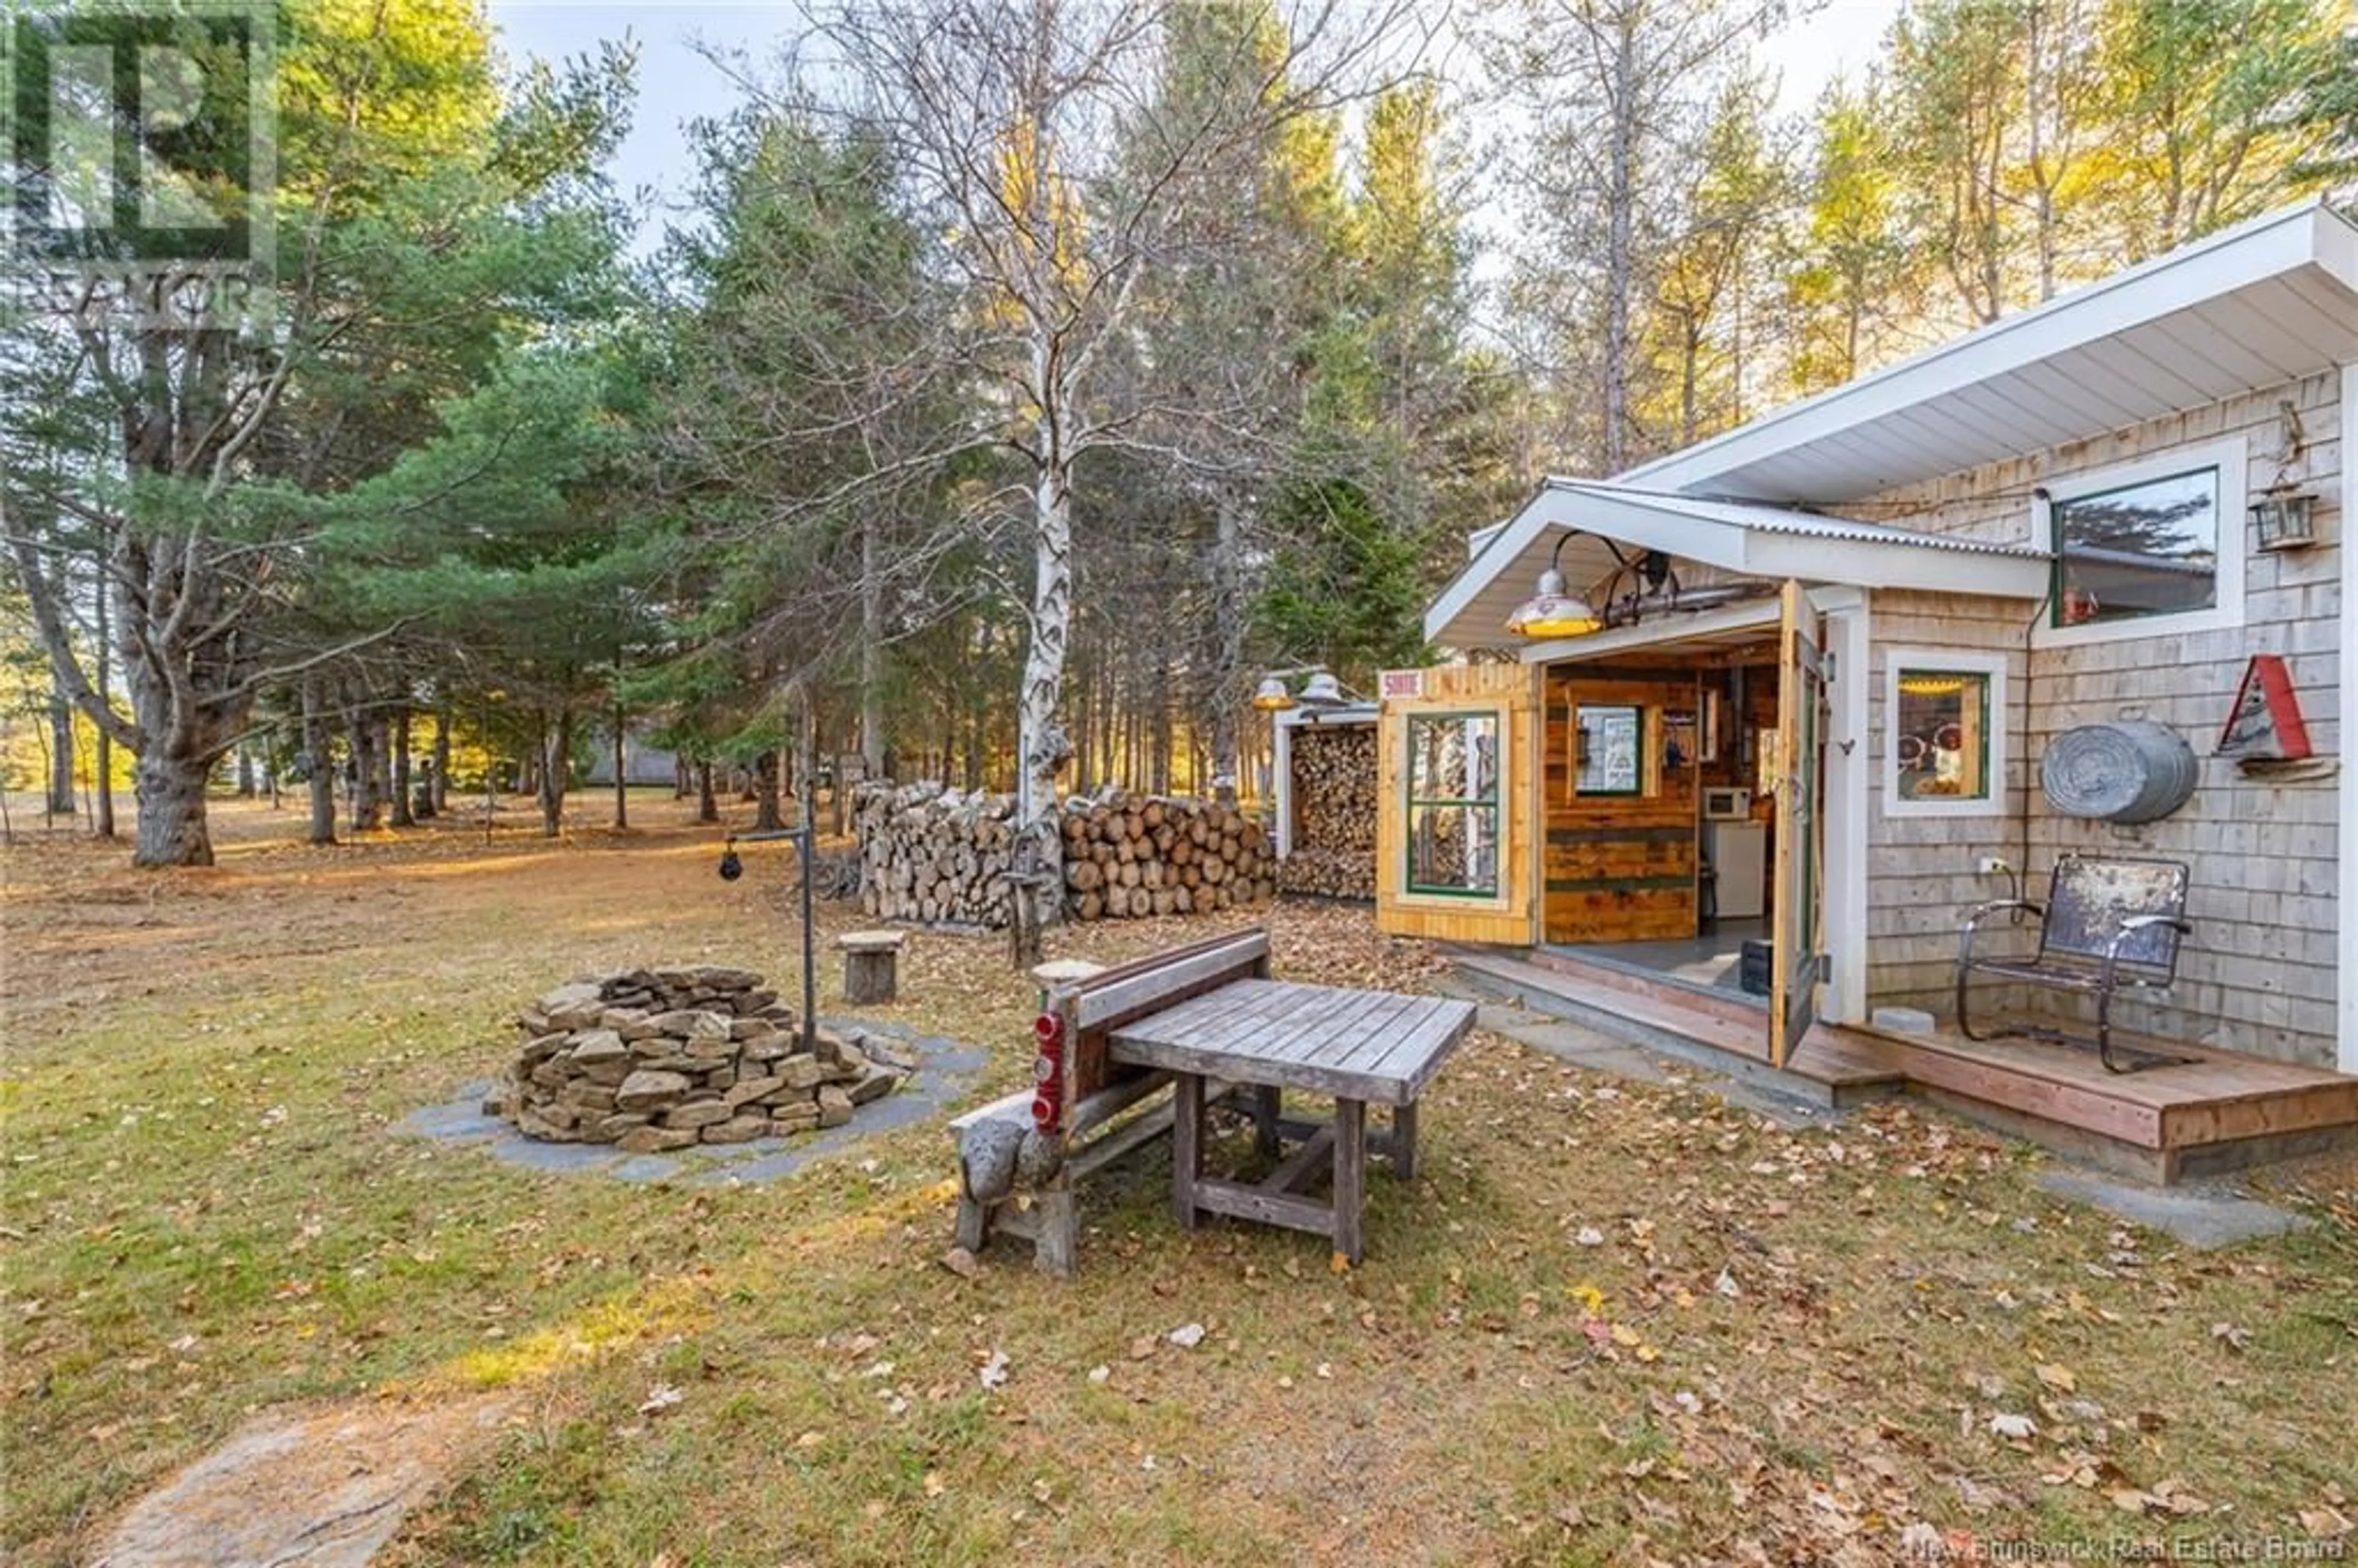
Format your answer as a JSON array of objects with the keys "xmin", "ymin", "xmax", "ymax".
[{"xmin": 491, "ymin": 966, "xmax": 908, "ymax": 1154}]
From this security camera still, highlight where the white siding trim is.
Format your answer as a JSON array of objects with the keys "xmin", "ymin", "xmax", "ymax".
[
  {"xmin": 1820, "ymin": 589, "xmax": 1872, "ymax": 1025},
  {"xmin": 2030, "ymin": 435, "xmax": 2249, "ymax": 650},
  {"xmin": 1882, "ymin": 649, "xmax": 2011, "ymax": 820},
  {"xmin": 2340, "ymin": 363, "xmax": 2357, "ymax": 1074}
]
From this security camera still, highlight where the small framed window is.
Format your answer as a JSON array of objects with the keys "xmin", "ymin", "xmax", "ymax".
[
  {"xmin": 1573, "ymin": 704, "xmax": 1643, "ymax": 797},
  {"xmin": 2035, "ymin": 439, "xmax": 2246, "ymax": 648},
  {"xmin": 1406, "ymin": 711, "xmax": 1501, "ymax": 897},
  {"xmin": 1884, "ymin": 650, "xmax": 2007, "ymax": 818}
]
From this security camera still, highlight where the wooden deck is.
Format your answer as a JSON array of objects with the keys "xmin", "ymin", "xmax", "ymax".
[{"xmin": 1449, "ymin": 945, "xmax": 2358, "ymax": 1184}]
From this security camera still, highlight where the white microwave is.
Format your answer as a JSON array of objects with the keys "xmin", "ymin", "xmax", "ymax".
[{"xmin": 1702, "ymin": 786, "xmax": 1751, "ymax": 820}]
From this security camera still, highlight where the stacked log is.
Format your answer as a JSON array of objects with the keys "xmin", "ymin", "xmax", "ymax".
[
  {"xmin": 1279, "ymin": 721, "xmax": 1377, "ymax": 901},
  {"xmin": 853, "ymin": 783, "xmax": 1018, "ymax": 925},
  {"xmin": 852, "ymin": 781, "xmax": 1274, "ymax": 926},
  {"xmin": 1059, "ymin": 793, "xmax": 1274, "ymax": 921}
]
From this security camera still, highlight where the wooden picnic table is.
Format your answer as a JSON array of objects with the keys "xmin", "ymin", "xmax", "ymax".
[{"xmin": 1108, "ymin": 978, "xmax": 1476, "ymax": 1264}]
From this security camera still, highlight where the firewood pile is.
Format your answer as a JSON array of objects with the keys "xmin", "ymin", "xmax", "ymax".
[
  {"xmin": 853, "ymin": 783, "xmax": 1017, "ymax": 926},
  {"xmin": 1059, "ymin": 793, "xmax": 1275, "ymax": 921},
  {"xmin": 852, "ymin": 782, "xmax": 1274, "ymax": 926},
  {"xmin": 1279, "ymin": 722, "xmax": 1377, "ymax": 901}
]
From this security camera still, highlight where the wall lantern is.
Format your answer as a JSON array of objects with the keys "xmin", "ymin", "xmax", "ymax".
[{"xmin": 2251, "ymin": 488, "xmax": 2316, "ymax": 552}]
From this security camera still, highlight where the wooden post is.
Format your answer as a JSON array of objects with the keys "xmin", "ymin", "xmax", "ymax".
[
  {"xmin": 1388, "ymin": 1101, "xmax": 1418, "ymax": 1182},
  {"xmin": 1172, "ymin": 1073, "xmax": 1204, "ymax": 1229},
  {"xmin": 839, "ymin": 930, "xmax": 906, "ymax": 1005},
  {"xmin": 1033, "ymin": 1174, "xmax": 1077, "ymax": 1277},
  {"xmin": 1332, "ymin": 1098, "xmax": 1367, "ymax": 1266},
  {"xmin": 1250, "ymin": 1084, "xmax": 1283, "ymax": 1159}
]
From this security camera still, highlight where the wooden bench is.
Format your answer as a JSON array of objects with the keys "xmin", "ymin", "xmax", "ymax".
[
  {"xmin": 1955, "ymin": 854, "xmax": 2195, "ymax": 1074},
  {"xmin": 951, "ymin": 928, "xmax": 1271, "ymax": 1275}
]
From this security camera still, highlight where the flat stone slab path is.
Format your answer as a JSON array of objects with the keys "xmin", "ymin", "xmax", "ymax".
[
  {"xmin": 394, "ymin": 1018, "xmax": 987, "ymax": 1185},
  {"xmin": 90, "ymin": 1391, "xmax": 518, "ymax": 1568}
]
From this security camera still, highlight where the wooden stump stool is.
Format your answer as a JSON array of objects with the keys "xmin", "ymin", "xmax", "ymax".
[
  {"xmin": 1029, "ymin": 957, "xmax": 1107, "ymax": 1012},
  {"xmin": 839, "ymin": 930, "xmax": 908, "ymax": 1005}
]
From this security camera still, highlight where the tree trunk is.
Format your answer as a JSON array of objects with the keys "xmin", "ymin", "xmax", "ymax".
[
  {"xmin": 755, "ymin": 751, "xmax": 782, "ymax": 831},
  {"xmin": 346, "ymin": 698, "xmax": 381, "ymax": 833},
  {"xmin": 370, "ymin": 718, "xmax": 393, "ymax": 825},
  {"xmin": 610, "ymin": 696, "xmax": 628, "ymax": 829},
  {"xmin": 430, "ymin": 706, "xmax": 451, "ymax": 813},
  {"xmin": 860, "ymin": 514, "xmax": 886, "ymax": 779},
  {"xmin": 302, "ymin": 677, "xmax": 337, "ymax": 846},
  {"xmin": 390, "ymin": 709, "xmax": 413, "ymax": 827},
  {"xmin": 132, "ymin": 749, "xmax": 214, "ymax": 866},
  {"xmin": 1601, "ymin": 9, "xmax": 1637, "ymax": 473},
  {"xmin": 537, "ymin": 708, "xmax": 570, "ymax": 837},
  {"xmin": 47, "ymin": 678, "xmax": 76, "ymax": 817},
  {"xmin": 1207, "ymin": 488, "xmax": 1245, "ymax": 808},
  {"xmin": 696, "ymin": 759, "xmax": 718, "ymax": 824},
  {"xmin": 234, "ymin": 743, "xmax": 256, "ymax": 799},
  {"xmin": 1014, "ymin": 419, "xmax": 1075, "ymax": 931},
  {"xmin": 92, "ymin": 568, "xmax": 114, "ymax": 839}
]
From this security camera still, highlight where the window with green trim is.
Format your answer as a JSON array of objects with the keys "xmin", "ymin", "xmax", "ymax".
[
  {"xmin": 1573, "ymin": 705, "xmax": 1644, "ymax": 797},
  {"xmin": 1406, "ymin": 711, "xmax": 1500, "ymax": 898}
]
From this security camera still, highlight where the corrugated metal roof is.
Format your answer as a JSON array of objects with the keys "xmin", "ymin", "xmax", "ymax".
[{"xmin": 1544, "ymin": 480, "xmax": 2052, "ymax": 559}]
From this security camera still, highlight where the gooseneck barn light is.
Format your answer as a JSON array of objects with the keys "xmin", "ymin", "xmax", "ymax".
[
  {"xmin": 1251, "ymin": 675, "xmax": 1297, "ymax": 712},
  {"xmin": 1505, "ymin": 530, "xmax": 1603, "ymax": 639}
]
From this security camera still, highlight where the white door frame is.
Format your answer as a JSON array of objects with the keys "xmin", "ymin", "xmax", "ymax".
[{"xmin": 1813, "ymin": 586, "xmax": 1872, "ymax": 1026}]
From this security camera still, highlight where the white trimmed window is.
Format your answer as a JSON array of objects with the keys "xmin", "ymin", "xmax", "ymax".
[
  {"xmin": 1884, "ymin": 649, "xmax": 2007, "ymax": 819},
  {"xmin": 2032, "ymin": 437, "xmax": 2246, "ymax": 648}
]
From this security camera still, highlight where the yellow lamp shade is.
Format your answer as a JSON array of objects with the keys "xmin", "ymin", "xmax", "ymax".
[
  {"xmin": 1251, "ymin": 676, "xmax": 1296, "ymax": 711},
  {"xmin": 1507, "ymin": 591, "xmax": 1602, "ymax": 638}
]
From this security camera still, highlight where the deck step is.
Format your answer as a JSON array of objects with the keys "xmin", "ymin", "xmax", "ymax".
[
  {"xmin": 1523, "ymin": 945, "xmax": 1769, "ymax": 1032},
  {"xmin": 1449, "ymin": 945, "xmax": 2358, "ymax": 1184},
  {"xmin": 1449, "ymin": 948, "xmax": 1901, "ymax": 1111}
]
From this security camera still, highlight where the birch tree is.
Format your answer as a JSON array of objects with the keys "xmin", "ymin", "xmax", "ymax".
[{"xmin": 795, "ymin": 0, "xmax": 1413, "ymax": 924}]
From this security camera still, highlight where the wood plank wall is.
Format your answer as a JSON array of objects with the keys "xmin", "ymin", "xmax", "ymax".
[
  {"xmin": 1376, "ymin": 662, "xmax": 1541, "ymax": 945},
  {"xmin": 1543, "ymin": 666, "xmax": 1702, "ymax": 943}
]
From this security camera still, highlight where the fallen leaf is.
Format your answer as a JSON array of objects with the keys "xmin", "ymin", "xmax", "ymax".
[
  {"xmin": 1988, "ymin": 1412, "xmax": 2037, "ymax": 1440},
  {"xmin": 2034, "ymin": 1362, "xmax": 2077, "ymax": 1394},
  {"xmin": 2209, "ymin": 1321, "xmax": 2251, "ymax": 1353},
  {"xmin": 1167, "ymin": 1322, "xmax": 1207, "ymax": 1349},
  {"xmin": 978, "ymin": 1349, "xmax": 1010, "ymax": 1391},
  {"xmin": 638, "ymin": 1386, "xmax": 682, "ymax": 1416},
  {"xmin": 1086, "ymin": 1364, "xmax": 1110, "ymax": 1386},
  {"xmin": 940, "ymin": 1247, "xmax": 983, "ymax": 1281}
]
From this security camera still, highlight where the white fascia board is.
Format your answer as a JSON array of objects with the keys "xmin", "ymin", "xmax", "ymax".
[{"xmin": 1621, "ymin": 200, "xmax": 2358, "ymax": 499}]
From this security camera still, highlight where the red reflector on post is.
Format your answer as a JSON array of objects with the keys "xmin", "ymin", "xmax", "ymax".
[
  {"xmin": 1034, "ymin": 1012, "xmax": 1063, "ymax": 1044},
  {"xmin": 1031, "ymin": 1093, "xmax": 1056, "ymax": 1130}
]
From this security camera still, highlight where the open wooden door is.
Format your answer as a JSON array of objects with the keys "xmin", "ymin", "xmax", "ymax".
[{"xmin": 1767, "ymin": 581, "xmax": 1827, "ymax": 1068}]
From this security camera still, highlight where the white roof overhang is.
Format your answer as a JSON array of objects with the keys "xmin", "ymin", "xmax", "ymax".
[
  {"xmin": 1424, "ymin": 479, "xmax": 2050, "ymax": 652},
  {"xmin": 1619, "ymin": 200, "xmax": 2358, "ymax": 504}
]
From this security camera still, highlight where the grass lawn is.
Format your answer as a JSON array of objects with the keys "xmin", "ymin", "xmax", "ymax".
[{"xmin": 4, "ymin": 795, "xmax": 2354, "ymax": 1566}]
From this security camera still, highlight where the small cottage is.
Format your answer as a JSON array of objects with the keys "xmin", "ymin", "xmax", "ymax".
[{"xmin": 1376, "ymin": 200, "xmax": 2358, "ymax": 1179}]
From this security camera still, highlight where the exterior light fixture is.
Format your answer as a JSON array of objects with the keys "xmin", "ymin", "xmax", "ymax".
[
  {"xmin": 1898, "ymin": 675, "xmax": 1969, "ymax": 697},
  {"xmin": 2252, "ymin": 488, "xmax": 2316, "ymax": 551},
  {"xmin": 1251, "ymin": 675, "xmax": 1298, "ymax": 711},
  {"xmin": 1299, "ymin": 671, "xmax": 1346, "ymax": 708},
  {"xmin": 1506, "ymin": 530, "xmax": 1602, "ymax": 638}
]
